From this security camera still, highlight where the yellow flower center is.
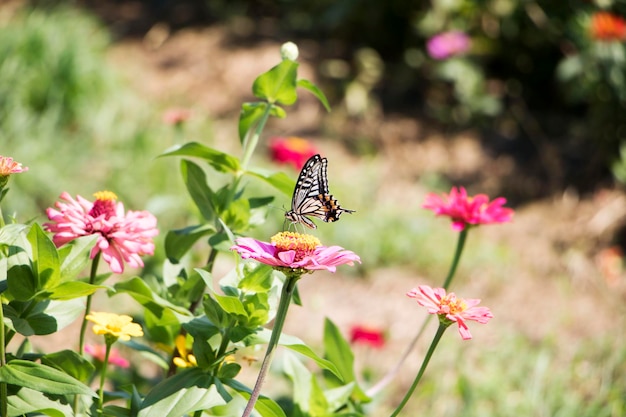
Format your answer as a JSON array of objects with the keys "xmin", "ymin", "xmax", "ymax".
[
  {"xmin": 93, "ymin": 190, "xmax": 118, "ymax": 201},
  {"xmin": 271, "ymin": 231, "xmax": 321, "ymax": 262},
  {"xmin": 440, "ymin": 294, "xmax": 467, "ymax": 315}
]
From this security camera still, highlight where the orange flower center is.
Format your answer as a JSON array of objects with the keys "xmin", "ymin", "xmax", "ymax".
[
  {"xmin": 284, "ymin": 137, "xmax": 312, "ymax": 153},
  {"xmin": 440, "ymin": 294, "xmax": 467, "ymax": 315},
  {"xmin": 271, "ymin": 231, "xmax": 320, "ymax": 261},
  {"xmin": 90, "ymin": 190, "xmax": 118, "ymax": 218}
]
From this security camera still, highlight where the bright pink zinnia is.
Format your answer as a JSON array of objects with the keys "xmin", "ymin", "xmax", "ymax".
[
  {"xmin": 407, "ymin": 285, "xmax": 493, "ymax": 340},
  {"xmin": 426, "ymin": 31, "xmax": 471, "ymax": 60},
  {"xmin": 269, "ymin": 136, "xmax": 319, "ymax": 170},
  {"xmin": 350, "ymin": 325, "xmax": 386, "ymax": 349},
  {"xmin": 231, "ymin": 232, "xmax": 360, "ymax": 273},
  {"xmin": 44, "ymin": 191, "xmax": 158, "ymax": 274},
  {"xmin": 423, "ymin": 186, "xmax": 513, "ymax": 231},
  {"xmin": 84, "ymin": 344, "xmax": 130, "ymax": 368}
]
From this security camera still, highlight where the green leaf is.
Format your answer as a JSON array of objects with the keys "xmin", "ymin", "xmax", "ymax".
[
  {"xmin": 161, "ymin": 142, "xmax": 241, "ymax": 174},
  {"xmin": 4, "ymin": 298, "xmax": 84, "ymax": 336},
  {"xmin": 252, "ymin": 60, "xmax": 299, "ymax": 105},
  {"xmin": 0, "ymin": 360, "xmax": 96, "ymax": 396},
  {"xmin": 164, "ymin": 224, "xmax": 215, "ymax": 264},
  {"xmin": 323, "ymin": 319, "xmax": 369, "ymax": 401},
  {"xmin": 223, "ymin": 379, "xmax": 287, "ymax": 417},
  {"xmin": 6, "ymin": 386, "xmax": 72, "ymax": 417},
  {"xmin": 180, "ymin": 159, "xmax": 217, "ymax": 223},
  {"xmin": 282, "ymin": 351, "xmax": 318, "ymax": 415},
  {"xmin": 222, "ymin": 198, "xmax": 250, "ymax": 233},
  {"xmin": 112, "ymin": 277, "xmax": 193, "ymax": 324},
  {"xmin": 58, "ymin": 234, "xmax": 99, "ymax": 282},
  {"xmin": 238, "ymin": 102, "xmax": 268, "ymax": 144},
  {"xmin": 46, "ymin": 281, "xmax": 102, "ymax": 300},
  {"xmin": 40, "ymin": 349, "xmax": 95, "ymax": 383},
  {"xmin": 245, "ymin": 330, "xmax": 342, "ymax": 379},
  {"xmin": 297, "ymin": 79, "xmax": 331, "ymax": 112},
  {"xmin": 139, "ymin": 368, "xmax": 226, "ymax": 416},
  {"xmin": 245, "ymin": 169, "xmax": 295, "ymax": 196},
  {"xmin": 27, "ymin": 223, "xmax": 61, "ymax": 291},
  {"xmin": 239, "ymin": 264, "xmax": 273, "ymax": 293},
  {"xmin": 0, "ymin": 223, "xmax": 28, "ymax": 247}
]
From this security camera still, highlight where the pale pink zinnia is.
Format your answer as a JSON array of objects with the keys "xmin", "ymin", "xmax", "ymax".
[
  {"xmin": 426, "ymin": 31, "xmax": 471, "ymax": 60},
  {"xmin": 44, "ymin": 191, "xmax": 158, "ymax": 274},
  {"xmin": 0, "ymin": 155, "xmax": 28, "ymax": 175},
  {"xmin": 423, "ymin": 186, "xmax": 513, "ymax": 231},
  {"xmin": 407, "ymin": 285, "xmax": 493, "ymax": 340},
  {"xmin": 84, "ymin": 344, "xmax": 130, "ymax": 368},
  {"xmin": 231, "ymin": 232, "xmax": 360, "ymax": 273}
]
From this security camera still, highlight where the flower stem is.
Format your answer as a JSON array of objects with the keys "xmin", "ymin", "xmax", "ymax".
[
  {"xmin": 0, "ymin": 296, "xmax": 7, "ymax": 417},
  {"xmin": 241, "ymin": 271, "xmax": 301, "ymax": 417},
  {"xmin": 366, "ymin": 229, "xmax": 468, "ymax": 397},
  {"xmin": 388, "ymin": 323, "xmax": 448, "ymax": 417},
  {"xmin": 97, "ymin": 341, "xmax": 113, "ymax": 417},
  {"xmin": 241, "ymin": 103, "xmax": 272, "ymax": 171},
  {"xmin": 442, "ymin": 228, "xmax": 468, "ymax": 290},
  {"xmin": 78, "ymin": 252, "xmax": 101, "ymax": 355}
]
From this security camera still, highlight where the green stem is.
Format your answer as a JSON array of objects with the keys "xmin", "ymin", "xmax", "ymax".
[
  {"xmin": 0, "ymin": 296, "xmax": 7, "ymax": 417},
  {"xmin": 241, "ymin": 271, "xmax": 301, "ymax": 417},
  {"xmin": 388, "ymin": 323, "xmax": 448, "ymax": 417},
  {"xmin": 97, "ymin": 341, "xmax": 113, "ymax": 417},
  {"xmin": 366, "ymin": 229, "xmax": 468, "ymax": 397},
  {"xmin": 240, "ymin": 103, "xmax": 272, "ymax": 171},
  {"xmin": 78, "ymin": 252, "xmax": 101, "ymax": 355},
  {"xmin": 442, "ymin": 228, "xmax": 468, "ymax": 290}
]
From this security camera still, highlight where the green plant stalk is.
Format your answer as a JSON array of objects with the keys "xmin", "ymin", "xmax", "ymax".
[
  {"xmin": 366, "ymin": 228, "xmax": 469, "ymax": 396},
  {"xmin": 97, "ymin": 339, "xmax": 113, "ymax": 417},
  {"xmin": 241, "ymin": 103, "xmax": 272, "ymax": 171},
  {"xmin": 388, "ymin": 322, "xmax": 448, "ymax": 417},
  {"xmin": 0, "ymin": 296, "xmax": 7, "ymax": 417},
  {"xmin": 78, "ymin": 252, "xmax": 101, "ymax": 355},
  {"xmin": 241, "ymin": 270, "xmax": 301, "ymax": 417}
]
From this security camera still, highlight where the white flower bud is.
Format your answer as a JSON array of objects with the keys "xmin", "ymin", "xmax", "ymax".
[{"xmin": 280, "ymin": 42, "xmax": 299, "ymax": 61}]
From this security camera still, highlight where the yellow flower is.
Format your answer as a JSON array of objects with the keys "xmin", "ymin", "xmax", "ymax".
[
  {"xmin": 86, "ymin": 312, "xmax": 144, "ymax": 341},
  {"xmin": 172, "ymin": 334, "xmax": 197, "ymax": 368}
]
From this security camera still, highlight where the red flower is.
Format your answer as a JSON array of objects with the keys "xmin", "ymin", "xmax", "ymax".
[
  {"xmin": 407, "ymin": 285, "xmax": 493, "ymax": 340},
  {"xmin": 269, "ymin": 137, "xmax": 319, "ymax": 170},
  {"xmin": 44, "ymin": 191, "xmax": 158, "ymax": 274},
  {"xmin": 231, "ymin": 232, "xmax": 360, "ymax": 273},
  {"xmin": 350, "ymin": 325, "xmax": 385, "ymax": 349},
  {"xmin": 162, "ymin": 108, "xmax": 192, "ymax": 125},
  {"xmin": 423, "ymin": 186, "xmax": 513, "ymax": 231},
  {"xmin": 590, "ymin": 12, "xmax": 626, "ymax": 41}
]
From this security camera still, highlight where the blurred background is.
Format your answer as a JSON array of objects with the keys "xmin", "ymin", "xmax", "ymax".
[{"xmin": 1, "ymin": 0, "xmax": 625, "ymax": 415}]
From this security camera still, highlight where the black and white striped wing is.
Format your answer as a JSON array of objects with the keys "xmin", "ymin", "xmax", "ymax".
[{"xmin": 285, "ymin": 154, "xmax": 354, "ymax": 229}]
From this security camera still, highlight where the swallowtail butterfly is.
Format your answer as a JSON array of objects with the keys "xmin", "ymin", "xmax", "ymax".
[{"xmin": 285, "ymin": 154, "xmax": 355, "ymax": 229}]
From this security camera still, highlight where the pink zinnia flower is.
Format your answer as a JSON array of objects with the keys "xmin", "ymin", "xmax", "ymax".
[
  {"xmin": 407, "ymin": 285, "xmax": 493, "ymax": 340},
  {"xmin": 350, "ymin": 325, "xmax": 385, "ymax": 349},
  {"xmin": 269, "ymin": 136, "xmax": 319, "ymax": 170},
  {"xmin": 231, "ymin": 231, "xmax": 360, "ymax": 273},
  {"xmin": 423, "ymin": 186, "xmax": 513, "ymax": 231},
  {"xmin": 0, "ymin": 156, "xmax": 28, "ymax": 175},
  {"xmin": 44, "ymin": 191, "xmax": 158, "ymax": 274},
  {"xmin": 84, "ymin": 344, "xmax": 130, "ymax": 368},
  {"xmin": 426, "ymin": 31, "xmax": 471, "ymax": 60},
  {"xmin": 162, "ymin": 108, "xmax": 192, "ymax": 125}
]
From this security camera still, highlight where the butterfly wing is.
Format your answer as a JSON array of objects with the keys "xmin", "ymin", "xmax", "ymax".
[{"xmin": 285, "ymin": 154, "xmax": 355, "ymax": 229}]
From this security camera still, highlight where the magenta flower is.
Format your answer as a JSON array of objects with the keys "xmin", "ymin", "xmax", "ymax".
[
  {"xmin": 350, "ymin": 325, "xmax": 386, "ymax": 349},
  {"xmin": 407, "ymin": 285, "xmax": 493, "ymax": 340},
  {"xmin": 423, "ymin": 186, "xmax": 513, "ymax": 231},
  {"xmin": 231, "ymin": 232, "xmax": 360, "ymax": 273},
  {"xmin": 84, "ymin": 344, "xmax": 130, "ymax": 368},
  {"xmin": 426, "ymin": 31, "xmax": 471, "ymax": 60},
  {"xmin": 44, "ymin": 191, "xmax": 158, "ymax": 274},
  {"xmin": 269, "ymin": 136, "xmax": 319, "ymax": 170}
]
